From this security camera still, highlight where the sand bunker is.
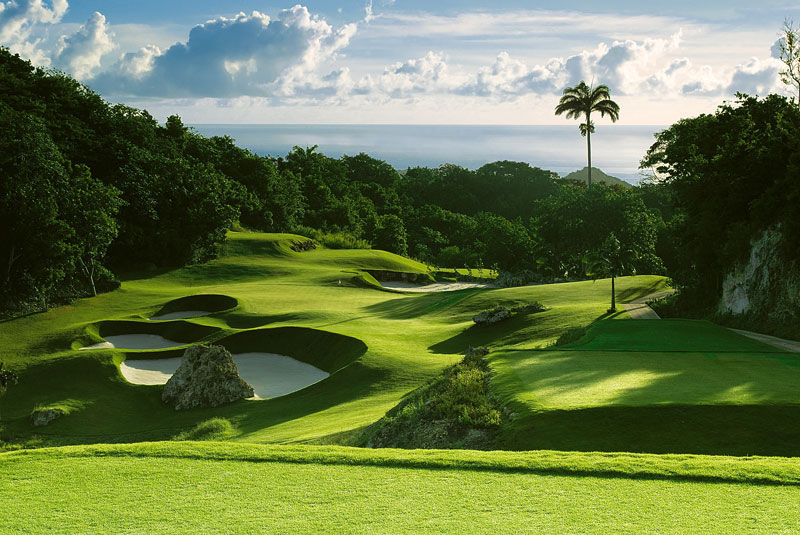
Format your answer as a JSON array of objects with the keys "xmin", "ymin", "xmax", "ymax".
[
  {"xmin": 119, "ymin": 352, "xmax": 330, "ymax": 399},
  {"xmin": 380, "ymin": 281, "xmax": 493, "ymax": 292},
  {"xmin": 119, "ymin": 357, "xmax": 181, "ymax": 384},
  {"xmin": 80, "ymin": 334, "xmax": 186, "ymax": 351},
  {"xmin": 149, "ymin": 311, "xmax": 211, "ymax": 321}
]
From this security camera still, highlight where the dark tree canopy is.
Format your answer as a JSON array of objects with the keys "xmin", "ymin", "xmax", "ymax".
[
  {"xmin": 641, "ymin": 93, "xmax": 800, "ymax": 302},
  {"xmin": 1, "ymin": 45, "xmax": 670, "ymax": 315}
]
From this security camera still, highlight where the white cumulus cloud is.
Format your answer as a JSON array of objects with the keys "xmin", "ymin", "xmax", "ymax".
[
  {"xmin": 92, "ymin": 6, "xmax": 359, "ymax": 98},
  {"xmin": 0, "ymin": 0, "xmax": 67, "ymax": 63},
  {"xmin": 53, "ymin": 11, "xmax": 114, "ymax": 79},
  {"xmin": 355, "ymin": 51, "xmax": 461, "ymax": 99}
]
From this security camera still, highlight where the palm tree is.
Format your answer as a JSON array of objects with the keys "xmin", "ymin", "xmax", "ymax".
[
  {"xmin": 583, "ymin": 233, "xmax": 636, "ymax": 312},
  {"xmin": 555, "ymin": 81, "xmax": 620, "ymax": 187}
]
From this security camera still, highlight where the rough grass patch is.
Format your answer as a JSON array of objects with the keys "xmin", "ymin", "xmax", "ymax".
[
  {"xmin": 173, "ymin": 418, "xmax": 235, "ymax": 441},
  {"xmin": 554, "ymin": 326, "xmax": 587, "ymax": 346},
  {"xmin": 360, "ymin": 347, "xmax": 504, "ymax": 450}
]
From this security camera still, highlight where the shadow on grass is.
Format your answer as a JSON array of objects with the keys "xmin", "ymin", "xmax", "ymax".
[
  {"xmin": 430, "ymin": 315, "xmax": 543, "ymax": 354},
  {"xmin": 222, "ymin": 312, "xmax": 317, "ymax": 329},
  {"xmin": 497, "ymin": 403, "xmax": 800, "ymax": 457},
  {"xmin": 616, "ymin": 278, "xmax": 670, "ymax": 303},
  {"xmin": 431, "ymin": 310, "xmax": 617, "ymax": 355},
  {"xmin": 362, "ymin": 290, "xmax": 479, "ymax": 320}
]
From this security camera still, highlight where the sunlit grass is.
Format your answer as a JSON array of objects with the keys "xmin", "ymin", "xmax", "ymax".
[
  {"xmin": 0, "ymin": 232, "xmax": 669, "ymax": 446},
  {"xmin": 2, "ymin": 443, "xmax": 800, "ymax": 534}
]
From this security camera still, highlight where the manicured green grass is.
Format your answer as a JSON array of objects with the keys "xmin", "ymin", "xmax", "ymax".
[
  {"xmin": 0, "ymin": 232, "xmax": 670, "ymax": 448},
  {"xmin": 559, "ymin": 318, "xmax": 786, "ymax": 353},
  {"xmin": 491, "ymin": 318, "xmax": 800, "ymax": 454},
  {"xmin": 1, "ymin": 443, "xmax": 799, "ymax": 534},
  {"xmin": 2, "ymin": 232, "xmax": 800, "ymax": 531}
]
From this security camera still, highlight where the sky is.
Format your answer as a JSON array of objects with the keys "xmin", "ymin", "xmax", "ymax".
[{"xmin": 1, "ymin": 0, "xmax": 798, "ymax": 125}]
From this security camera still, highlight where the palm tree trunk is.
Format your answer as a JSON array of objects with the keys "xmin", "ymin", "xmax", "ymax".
[
  {"xmin": 586, "ymin": 126, "xmax": 592, "ymax": 187},
  {"xmin": 610, "ymin": 275, "xmax": 616, "ymax": 311}
]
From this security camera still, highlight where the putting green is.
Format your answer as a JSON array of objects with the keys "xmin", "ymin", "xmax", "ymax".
[{"xmin": 491, "ymin": 318, "xmax": 800, "ymax": 454}]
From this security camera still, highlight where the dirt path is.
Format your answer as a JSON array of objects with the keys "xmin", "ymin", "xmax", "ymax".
[
  {"xmin": 622, "ymin": 290, "xmax": 675, "ymax": 320},
  {"xmin": 729, "ymin": 329, "xmax": 800, "ymax": 352}
]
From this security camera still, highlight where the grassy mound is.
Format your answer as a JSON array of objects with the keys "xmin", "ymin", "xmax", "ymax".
[
  {"xmin": 218, "ymin": 327, "xmax": 367, "ymax": 374},
  {"xmin": 72, "ymin": 320, "xmax": 221, "ymax": 358},
  {"xmin": 173, "ymin": 418, "xmax": 236, "ymax": 441},
  {"xmin": 151, "ymin": 294, "xmax": 239, "ymax": 317}
]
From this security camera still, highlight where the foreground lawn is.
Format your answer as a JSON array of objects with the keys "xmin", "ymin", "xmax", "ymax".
[{"xmin": 2, "ymin": 443, "xmax": 799, "ymax": 534}]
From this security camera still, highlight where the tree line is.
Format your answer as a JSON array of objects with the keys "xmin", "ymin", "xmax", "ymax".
[{"xmin": 1, "ymin": 46, "xmax": 669, "ymax": 315}]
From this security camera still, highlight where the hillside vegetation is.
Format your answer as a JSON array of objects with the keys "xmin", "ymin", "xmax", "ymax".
[
  {"xmin": 562, "ymin": 166, "xmax": 633, "ymax": 188},
  {"xmin": 642, "ymin": 94, "xmax": 800, "ymax": 337},
  {"xmin": 1, "ymin": 46, "xmax": 665, "ymax": 318},
  {"xmin": 1, "ymin": 232, "xmax": 672, "ymax": 449}
]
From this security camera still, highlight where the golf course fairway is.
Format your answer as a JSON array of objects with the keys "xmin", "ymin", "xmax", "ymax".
[{"xmin": 2, "ymin": 232, "xmax": 799, "ymax": 533}]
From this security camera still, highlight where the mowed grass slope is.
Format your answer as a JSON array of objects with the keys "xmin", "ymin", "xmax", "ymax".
[
  {"xmin": 2, "ymin": 443, "xmax": 800, "ymax": 534},
  {"xmin": 0, "ymin": 231, "xmax": 669, "ymax": 448}
]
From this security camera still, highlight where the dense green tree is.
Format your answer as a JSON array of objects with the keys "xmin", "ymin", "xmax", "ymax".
[
  {"xmin": 60, "ymin": 165, "xmax": 123, "ymax": 296},
  {"xmin": 0, "ymin": 105, "xmax": 72, "ymax": 302},
  {"xmin": 186, "ymin": 135, "xmax": 303, "ymax": 231},
  {"xmin": 471, "ymin": 213, "xmax": 538, "ymax": 272},
  {"xmin": 531, "ymin": 184, "xmax": 661, "ymax": 278},
  {"xmin": 555, "ymin": 81, "xmax": 620, "ymax": 186},
  {"xmin": 641, "ymin": 94, "xmax": 800, "ymax": 301},
  {"xmin": 374, "ymin": 214, "xmax": 408, "ymax": 256}
]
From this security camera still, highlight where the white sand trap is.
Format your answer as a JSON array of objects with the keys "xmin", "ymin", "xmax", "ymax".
[
  {"xmin": 149, "ymin": 311, "xmax": 211, "ymax": 321},
  {"xmin": 120, "ymin": 357, "xmax": 181, "ymax": 384},
  {"xmin": 80, "ymin": 334, "xmax": 186, "ymax": 351},
  {"xmin": 79, "ymin": 341, "xmax": 115, "ymax": 351},
  {"xmin": 119, "ymin": 352, "xmax": 330, "ymax": 400},
  {"xmin": 380, "ymin": 281, "xmax": 494, "ymax": 292}
]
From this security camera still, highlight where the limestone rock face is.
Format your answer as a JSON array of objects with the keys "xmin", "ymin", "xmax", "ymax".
[
  {"xmin": 162, "ymin": 345, "xmax": 254, "ymax": 410},
  {"xmin": 472, "ymin": 306, "xmax": 511, "ymax": 326},
  {"xmin": 720, "ymin": 227, "xmax": 800, "ymax": 320},
  {"xmin": 31, "ymin": 408, "xmax": 64, "ymax": 427}
]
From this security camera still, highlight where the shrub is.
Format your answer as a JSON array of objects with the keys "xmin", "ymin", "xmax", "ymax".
[
  {"xmin": 360, "ymin": 347, "xmax": 504, "ymax": 449},
  {"xmin": 173, "ymin": 418, "xmax": 235, "ymax": 441},
  {"xmin": 318, "ymin": 232, "xmax": 371, "ymax": 250},
  {"xmin": 494, "ymin": 270, "xmax": 541, "ymax": 287},
  {"xmin": 291, "ymin": 226, "xmax": 371, "ymax": 249}
]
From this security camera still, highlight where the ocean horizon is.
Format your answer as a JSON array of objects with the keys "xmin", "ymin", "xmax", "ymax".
[{"xmin": 190, "ymin": 124, "xmax": 666, "ymax": 185}]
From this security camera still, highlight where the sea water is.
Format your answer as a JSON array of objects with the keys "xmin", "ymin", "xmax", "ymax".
[{"xmin": 191, "ymin": 124, "xmax": 665, "ymax": 185}]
